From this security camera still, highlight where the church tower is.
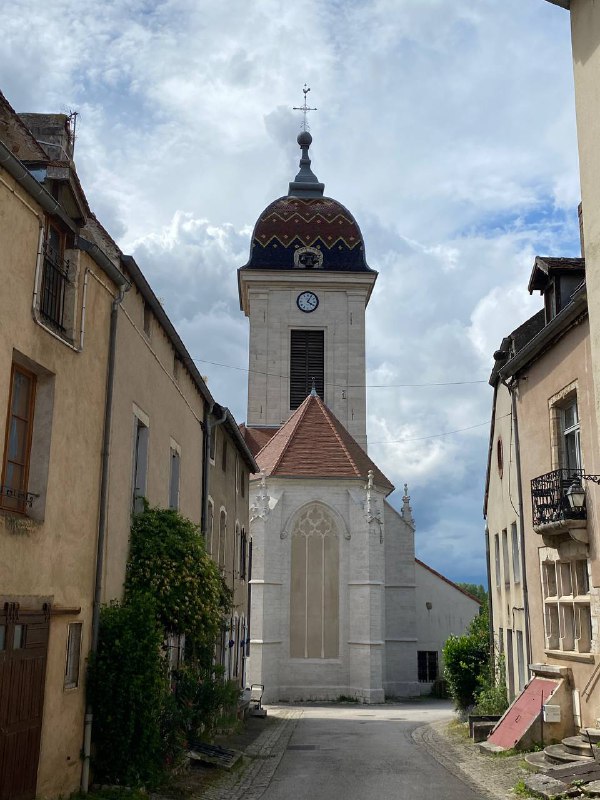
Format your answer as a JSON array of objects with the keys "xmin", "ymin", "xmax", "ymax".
[{"xmin": 238, "ymin": 131, "xmax": 377, "ymax": 450}]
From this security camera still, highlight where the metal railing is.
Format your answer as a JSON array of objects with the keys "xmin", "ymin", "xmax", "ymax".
[
  {"xmin": 40, "ymin": 251, "xmax": 70, "ymax": 333},
  {"xmin": 531, "ymin": 468, "xmax": 586, "ymax": 528},
  {"xmin": 0, "ymin": 485, "xmax": 37, "ymax": 512}
]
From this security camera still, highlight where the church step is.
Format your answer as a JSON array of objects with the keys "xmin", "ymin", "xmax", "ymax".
[
  {"xmin": 544, "ymin": 743, "xmax": 595, "ymax": 765},
  {"xmin": 583, "ymin": 728, "xmax": 600, "ymax": 743},
  {"xmin": 524, "ymin": 751, "xmax": 553, "ymax": 773}
]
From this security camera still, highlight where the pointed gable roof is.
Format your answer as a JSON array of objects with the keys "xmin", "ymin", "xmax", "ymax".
[{"xmin": 255, "ymin": 393, "xmax": 394, "ymax": 493}]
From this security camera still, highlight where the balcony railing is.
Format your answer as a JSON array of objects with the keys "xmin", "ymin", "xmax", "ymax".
[
  {"xmin": 40, "ymin": 252, "xmax": 70, "ymax": 333},
  {"xmin": 531, "ymin": 468, "xmax": 586, "ymax": 529},
  {"xmin": 0, "ymin": 485, "xmax": 37, "ymax": 513}
]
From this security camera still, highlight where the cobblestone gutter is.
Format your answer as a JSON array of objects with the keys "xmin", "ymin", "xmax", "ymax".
[{"xmin": 413, "ymin": 720, "xmax": 531, "ymax": 800}]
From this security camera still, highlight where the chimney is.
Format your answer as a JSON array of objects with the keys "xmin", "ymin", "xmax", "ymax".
[{"xmin": 18, "ymin": 113, "xmax": 75, "ymax": 161}]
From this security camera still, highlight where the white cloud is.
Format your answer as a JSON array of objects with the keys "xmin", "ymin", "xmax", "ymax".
[{"xmin": 0, "ymin": 0, "xmax": 580, "ymax": 584}]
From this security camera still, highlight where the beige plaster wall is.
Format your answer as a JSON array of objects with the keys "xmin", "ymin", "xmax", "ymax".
[
  {"xmin": 0, "ymin": 164, "xmax": 115, "ymax": 797},
  {"xmin": 101, "ymin": 277, "xmax": 206, "ymax": 602},
  {"xmin": 515, "ymin": 316, "xmax": 600, "ymax": 727},
  {"xmin": 486, "ymin": 381, "xmax": 529, "ymax": 698}
]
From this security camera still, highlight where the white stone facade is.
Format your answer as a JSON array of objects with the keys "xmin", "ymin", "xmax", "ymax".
[{"xmin": 248, "ymin": 475, "xmax": 420, "ymax": 702}]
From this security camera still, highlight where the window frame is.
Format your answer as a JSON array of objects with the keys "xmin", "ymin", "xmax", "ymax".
[
  {"xmin": 168, "ymin": 442, "xmax": 181, "ymax": 510},
  {"xmin": 542, "ymin": 558, "xmax": 591, "ymax": 654},
  {"xmin": 1, "ymin": 363, "xmax": 37, "ymax": 515},
  {"xmin": 64, "ymin": 622, "xmax": 83, "ymax": 690},
  {"xmin": 132, "ymin": 410, "xmax": 149, "ymax": 513}
]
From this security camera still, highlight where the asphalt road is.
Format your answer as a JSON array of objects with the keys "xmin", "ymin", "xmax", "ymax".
[{"xmin": 261, "ymin": 701, "xmax": 484, "ymax": 800}]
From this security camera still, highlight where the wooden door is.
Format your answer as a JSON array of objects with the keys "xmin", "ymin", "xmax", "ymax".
[{"xmin": 0, "ymin": 603, "xmax": 49, "ymax": 800}]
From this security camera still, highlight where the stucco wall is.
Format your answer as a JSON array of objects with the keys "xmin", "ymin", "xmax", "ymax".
[
  {"xmin": 486, "ymin": 380, "xmax": 529, "ymax": 698},
  {"xmin": 515, "ymin": 315, "xmax": 600, "ymax": 727},
  {"xmin": 414, "ymin": 561, "xmax": 480, "ymax": 690},
  {"xmin": 0, "ymin": 164, "xmax": 115, "ymax": 797}
]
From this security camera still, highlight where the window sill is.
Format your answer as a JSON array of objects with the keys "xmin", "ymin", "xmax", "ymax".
[{"xmin": 545, "ymin": 649, "xmax": 595, "ymax": 663}]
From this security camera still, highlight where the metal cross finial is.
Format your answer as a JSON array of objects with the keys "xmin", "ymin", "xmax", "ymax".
[{"xmin": 293, "ymin": 84, "xmax": 317, "ymax": 131}]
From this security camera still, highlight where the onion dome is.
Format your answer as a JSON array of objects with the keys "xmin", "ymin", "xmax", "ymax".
[{"xmin": 241, "ymin": 132, "xmax": 374, "ymax": 273}]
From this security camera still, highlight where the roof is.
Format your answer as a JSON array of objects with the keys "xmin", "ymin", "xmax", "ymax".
[
  {"xmin": 253, "ymin": 393, "xmax": 394, "ymax": 493},
  {"xmin": 415, "ymin": 559, "xmax": 482, "ymax": 605},
  {"xmin": 528, "ymin": 256, "xmax": 585, "ymax": 294},
  {"xmin": 241, "ymin": 195, "xmax": 374, "ymax": 272},
  {"xmin": 544, "ymin": 0, "xmax": 569, "ymax": 8},
  {"xmin": 488, "ymin": 309, "xmax": 546, "ymax": 385},
  {"xmin": 240, "ymin": 425, "xmax": 278, "ymax": 457}
]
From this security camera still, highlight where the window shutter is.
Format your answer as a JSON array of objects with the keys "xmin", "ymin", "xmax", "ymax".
[{"xmin": 290, "ymin": 330, "xmax": 324, "ymax": 409}]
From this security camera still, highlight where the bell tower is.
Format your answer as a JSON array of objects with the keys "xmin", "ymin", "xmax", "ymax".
[{"xmin": 238, "ymin": 131, "xmax": 377, "ymax": 450}]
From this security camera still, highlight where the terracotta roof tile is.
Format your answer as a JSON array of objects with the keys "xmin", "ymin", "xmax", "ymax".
[
  {"xmin": 240, "ymin": 425, "xmax": 278, "ymax": 457},
  {"xmin": 254, "ymin": 394, "xmax": 394, "ymax": 493}
]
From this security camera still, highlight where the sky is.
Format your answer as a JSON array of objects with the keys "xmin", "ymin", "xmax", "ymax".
[{"xmin": 2, "ymin": 0, "xmax": 581, "ymax": 585}]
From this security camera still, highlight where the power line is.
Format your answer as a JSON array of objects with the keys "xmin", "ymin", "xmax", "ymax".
[
  {"xmin": 192, "ymin": 356, "xmax": 487, "ymax": 389},
  {"xmin": 369, "ymin": 412, "xmax": 511, "ymax": 445}
]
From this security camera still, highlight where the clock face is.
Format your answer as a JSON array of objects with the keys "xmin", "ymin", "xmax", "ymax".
[{"xmin": 297, "ymin": 291, "xmax": 319, "ymax": 313}]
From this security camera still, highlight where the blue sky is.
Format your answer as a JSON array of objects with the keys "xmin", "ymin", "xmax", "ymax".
[{"xmin": 2, "ymin": 0, "xmax": 580, "ymax": 585}]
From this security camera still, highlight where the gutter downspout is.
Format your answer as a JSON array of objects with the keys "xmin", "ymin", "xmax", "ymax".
[
  {"xmin": 201, "ymin": 406, "xmax": 228, "ymax": 537},
  {"xmin": 81, "ymin": 279, "xmax": 129, "ymax": 793},
  {"xmin": 502, "ymin": 376, "xmax": 532, "ymax": 679}
]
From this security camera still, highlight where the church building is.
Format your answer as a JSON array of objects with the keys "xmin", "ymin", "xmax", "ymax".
[{"xmin": 238, "ymin": 127, "xmax": 479, "ymax": 702}]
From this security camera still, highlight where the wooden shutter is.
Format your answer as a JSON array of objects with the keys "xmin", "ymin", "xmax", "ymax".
[{"xmin": 290, "ymin": 330, "xmax": 324, "ymax": 409}]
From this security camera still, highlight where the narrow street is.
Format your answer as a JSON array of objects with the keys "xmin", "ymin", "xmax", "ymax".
[{"xmin": 260, "ymin": 701, "xmax": 486, "ymax": 800}]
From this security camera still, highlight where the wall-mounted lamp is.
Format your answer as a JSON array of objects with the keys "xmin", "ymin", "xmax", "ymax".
[{"xmin": 566, "ymin": 474, "xmax": 600, "ymax": 511}]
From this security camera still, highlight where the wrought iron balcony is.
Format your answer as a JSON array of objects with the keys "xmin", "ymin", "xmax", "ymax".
[
  {"xmin": 0, "ymin": 485, "xmax": 37, "ymax": 513},
  {"xmin": 531, "ymin": 468, "xmax": 587, "ymax": 539}
]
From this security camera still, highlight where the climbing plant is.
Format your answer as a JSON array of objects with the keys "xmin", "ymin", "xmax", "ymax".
[
  {"xmin": 442, "ymin": 608, "xmax": 490, "ymax": 712},
  {"xmin": 88, "ymin": 505, "xmax": 234, "ymax": 786},
  {"xmin": 125, "ymin": 505, "xmax": 231, "ymax": 656}
]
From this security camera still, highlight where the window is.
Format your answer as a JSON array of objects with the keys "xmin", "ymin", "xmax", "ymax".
[
  {"xmin": 511, "ymin": 523, "xmax": 521, "ymax": 584},
  {"xmin": 418, "ymin": 651, "xmax": 438, "ymax": 683},
  {"xmin": 502, "ymin": 528, "xmax": 510, "ymax": 586},
  {"xmin": 40, "ymin": 221, "xmax": 70, "ymax": 334},
  {"xmin": 516, "ymin": 630, "xmax": 526, "ymax": 691},
  {"xmin": 173, "ymin": 354, "xmax": 181, "ymax": 382},
  {"xmin": 206, "ymin": 498, "xmax": 214, "ymax": 554},
  {"xmin": 209, "ymin": 427, "xmax": 216, "ymax": 463},
  {"xmin": 1, "ymin": 364, "xmax": 36, "ymax": 514},
  {"xmin": 235, "ymin": 455, "xmax": 239, "ymax": 494},
  {"xmin": 221, "ymin": 439, "xmax": 227, "ymax": 472},
  {"xmin": 241, "ymin": 468, "xmax": 245, "ymax": 498},
  {"xmin": 132, "ymin": 412, "xmax": 149, "ymax": 513},
  {"xmin": 542, "ymin": 558, "xmax": 591, "ymax": 653},
  {"xmin": 169, "ymin": 445, "xmax": 180, "ymax": 510},
  {"xmin": 562, "ymin": 399, "xmax": 581, "ymax": 473},
  {"xmin": 218, "ymin": 509, "xmax": 227, "ymax": 568},
  {"xmin": 240, "ymin": 527, "xmax": 247, "ymax": 578},
  {"xmin": 165, "ymin": 632, "xmax": 185, "ymax": 674},
  {"xmin": 290, "ymin": 504, "xmax": 339, "ymax": 659},
  {"xmin": 65, "ymin": 622, "xmax": 82, "ymax": 689},
  {"xmin": 497, "ymin": 438, "xmax": 503, "ymax": 479},
  {"xmin": 290, "ymin": 329, "xmax": 324, "ymax": 409},
  {"xmin": 494, "ymin": 534, "xmax": 501, "ymax": 589}
]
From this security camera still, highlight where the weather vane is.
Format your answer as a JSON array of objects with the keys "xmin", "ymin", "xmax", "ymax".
[{"xmin": 293, "ymin": 84, "xmax": 317, "ymax": 132}]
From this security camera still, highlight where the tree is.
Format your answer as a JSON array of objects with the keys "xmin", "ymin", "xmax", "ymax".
[{"xmin": 457, "ymin": 582, "xmax": 488, "ymax": 607}]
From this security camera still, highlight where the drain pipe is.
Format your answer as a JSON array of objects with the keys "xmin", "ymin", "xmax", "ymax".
[
  {"xmin": 201, "ymin": 405, "xmax": 228, "ymax": 535},
  {"xmin": 81, "ymin": 276, "xmax": 129, "ymax": 793},
  {"xmin": 502, "ymin": 376, "xmax": 532, "ymax": 677}
]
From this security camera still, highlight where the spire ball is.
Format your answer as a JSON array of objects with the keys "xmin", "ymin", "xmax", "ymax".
[{"xmin": 297, "ymin": 130, "xmax": 312, "ymax": 147}]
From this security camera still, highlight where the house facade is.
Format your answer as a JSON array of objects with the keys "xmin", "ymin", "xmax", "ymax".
[
  {"xmin": 486, "ymin": 250, "xmax": 600, "ymax": 735},
  {"xmin": 0, "ymin": 97, "xmax": 126, "ymax": 799},
  {"xmin": 0, "ymin": 95, "xmax": 257, "ymax": 799}
]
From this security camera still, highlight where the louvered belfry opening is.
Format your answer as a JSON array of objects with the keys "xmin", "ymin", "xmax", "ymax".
[{"xmin": 290, "ymin": 329, "xmax": 324, "ymax": 409}]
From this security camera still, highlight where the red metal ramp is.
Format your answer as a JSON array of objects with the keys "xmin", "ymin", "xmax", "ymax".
[{"xmin": 487, "ymin": 677, "xmax": 560, "ymax": 750}]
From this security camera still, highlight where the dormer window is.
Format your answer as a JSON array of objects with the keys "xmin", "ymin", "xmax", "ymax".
[{"xmin": 528, "ymin": 257, "xmax": 585, "ymax": 325}]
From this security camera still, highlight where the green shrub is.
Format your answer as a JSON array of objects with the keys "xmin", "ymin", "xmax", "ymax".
[
  {"xmin": 87, "ymin": 596, "xmax": 170, "ymax": 786},
  {"xmin": 442, "ymin": 609, "xmax": 489, "ymax": 711},
  {"xmin": 172, "ymin": 662, "xmax": 240, "ymax": 743},
  {"xmin": 474, "ymin": 653, "xmax": 509, "ymax": 716}
]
